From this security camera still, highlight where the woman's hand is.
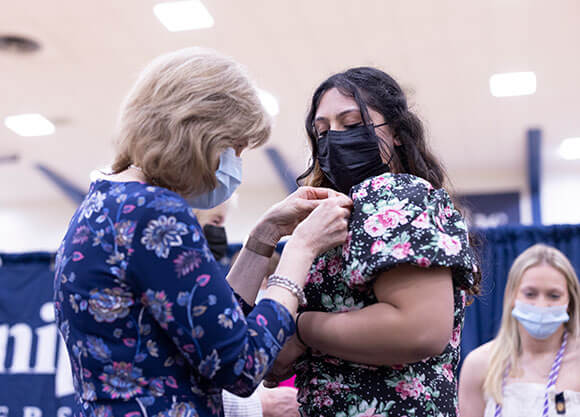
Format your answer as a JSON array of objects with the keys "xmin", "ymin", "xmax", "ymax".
[
  {"xmin": 253, "ymin": 187, "xmax": 350, "ymax": 246},
  {"xmin": 264, "ymin": 335, "xmax": 306, "ymax": 387},
  {"xmin": 290, "ymin": 194, "xmax": 352, "ymax": 257}
]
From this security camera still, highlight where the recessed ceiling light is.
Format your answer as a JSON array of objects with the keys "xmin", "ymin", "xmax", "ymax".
[
  {"xmin": 153, "ymin": 0, "xmax": 214, "ymax": 32},
  {"xmin": 257, "ymin": 89, "xmax": 279, "ymax": 116},
  {"xmin": 558, "ymin": 137, "xmax": 580, "ymax": 160},
  {"xmin": 489, "ymin": 72, "xmax": 536, "ymax": 97},
  {"xmin": 4, "ymin": 113, "xmax": 55, "ymax": 137}
]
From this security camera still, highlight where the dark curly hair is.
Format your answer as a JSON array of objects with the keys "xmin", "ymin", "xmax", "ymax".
[{"xmin": 297, "ymin": 67, "xmax": 481, "ymax": 295}]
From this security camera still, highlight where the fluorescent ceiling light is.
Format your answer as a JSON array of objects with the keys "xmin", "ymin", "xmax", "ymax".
[
  {"xmin": 558, "ymin": 137, "xmax": 580, "ymax": 160},
  {"xmin": 4, "ymin": 113, "xmax": 55, "ymax": 137},
  {"xmin": 489, "ymin": 72, "xmax": 536, "ymax": 97},
  {"xmin": 153, "ymin": 0, "xmax": 214, "ymax": 32},
  {"xmin": 258, "ymin": 89, "xmax": 279, "ymax": 116}
]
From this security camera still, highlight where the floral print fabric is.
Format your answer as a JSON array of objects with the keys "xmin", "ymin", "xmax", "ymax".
[
  {"xmin": 295, "ymin": 173, "xmax": 477, "ymax": 417},
  {"xmin": 54, "ymin": 180, "xmax": 295, "ymax": 417}
]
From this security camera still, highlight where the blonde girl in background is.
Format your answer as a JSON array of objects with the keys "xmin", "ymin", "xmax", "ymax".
[{"xmin": 459, "ymin": 244, "xmax": 580, "ymax": 417}]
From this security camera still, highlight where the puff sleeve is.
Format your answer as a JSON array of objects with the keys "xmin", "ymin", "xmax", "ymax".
[{"xmin": 342, "ymin": 173, "xmax": 477, "ymax": 289}]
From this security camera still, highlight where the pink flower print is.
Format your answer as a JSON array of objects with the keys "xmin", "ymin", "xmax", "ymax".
[
  {"xmin": 391, "ymin": 242, "xmax": 412, "ymax": 260},
  {"xmin": 352, "ymin": 187, "xmax": 368, "ymax": 200},
  {"xmin": 364, "ymin": 215, "xmax": 386, "ymax": 237},
  {"xmin": 370, "ymin": 240, "xmax": 387, "ymax": 255},
  {"xmin": 409, "ymin": 377, "xmax": 425, "ymax": 399},
  {"xmin": 395, "ymin": 381, "xmax": 412, "ymax": 400},
  {"xmin": 349, "ymin": 269, "xmax": 365, "ymax": 286},
  {"xmin": 444, "ymin": 205, "xmax": 454, "ymax": 218},
  {"xmin": 342, "ymin": 231, "xmax": 352, "ymax": 260},
  {"xmin": 442, "ymin": 363, "xmax": 454, "ymax": 382},
  {"xmin": 411, "ymin": 211, "xmax": 431, "ymax": 229},
  {"xmin": 450, "ymin": 324, "xmax": 461, "ymax": 348},
  {"xmin": 322, "ymin": 397, "xmax": 334, "ymax": 407},
  {"xmin": 327, "ymin": 257, "xmax": 341, "ymax": 276},
  {"xmin": 438, "ymin": 233, "xmax": 462, "ymax": 256},
  {"xmin": 316, "ymin": 258, "xmax": 326, "ymax": 271},
  {"xmin": 356, "ymin": 408, "xmax": 383, "ymax": 417},
  {"xmin": 377, "ymin": 209, "xmax": 407, "ymax": 229},
  {"xmin": 416, "ymin": 257, "xmax": 431, "ymax": 268},
  {"xmin": 371, "ymin": 175, "xmax": 389, "ymax": 190},
  {"xmin": 307, "ymin": 271, "xmax": 323, "ymax": 285}
]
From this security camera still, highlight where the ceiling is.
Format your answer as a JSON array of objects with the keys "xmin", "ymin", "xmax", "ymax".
[{"xmin": 0, "ymin": 0, "xmax": 579, "ymax": 249}]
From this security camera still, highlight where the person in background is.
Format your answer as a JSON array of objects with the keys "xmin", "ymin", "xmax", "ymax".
[
  {"xmin": 196, "ymin": 202, "xmax": 299, "ymax": 417},
  {"xmin": 194, "ymin": 198, "xmax": 235, "ymax": 271},
  {"xmin": 53, "ymin": 47, "xmax": 351, "ymax": 417},
  {"xmin": 267, "ymin": 67, "xmax": 480, "ymax": 417},
  {"xmin": 459, "ymin": 244, "xmax": 580, "ymax": 417}
]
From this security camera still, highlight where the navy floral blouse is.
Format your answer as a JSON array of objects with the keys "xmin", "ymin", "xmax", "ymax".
[
  {"xmin": 295, "ymin": 173, "xmax": 478, "ymax": 417},
  {"xmin": 53, "ymin": 180, "xmax": 295, "ymax": 417}
]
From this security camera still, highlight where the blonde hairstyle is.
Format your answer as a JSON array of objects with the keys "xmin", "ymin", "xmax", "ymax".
[
  {"xmin": 484, "ymin": 244, "xmax": 580, "ymax": 404},
  {"xmin": 111, "ymin": 47, "xmax": 271, "ymax": 196}
]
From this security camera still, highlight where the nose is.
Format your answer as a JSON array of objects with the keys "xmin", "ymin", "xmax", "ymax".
[{"xmin": 536, "ymin": 295, "xmax": 553, "ymax": 308}]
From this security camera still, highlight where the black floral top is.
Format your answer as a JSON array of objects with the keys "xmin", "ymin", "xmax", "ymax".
[{"xmin": 295, "ymin": 173, "xmax": 477, "ymax": 417}]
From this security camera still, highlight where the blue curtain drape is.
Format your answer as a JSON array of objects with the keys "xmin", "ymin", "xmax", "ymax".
[
  {"xmin": 2, "ymin": 224, "xmax": 580, "ymax": 411},
  {"xmin": 460, "ymin": 224, "xmax": 580, "ymax": 369}
]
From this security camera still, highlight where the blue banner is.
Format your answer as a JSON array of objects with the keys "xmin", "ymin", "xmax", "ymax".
[{"xmin": 0, "ymin": 253, "xmax": 75, "ymax": 417}]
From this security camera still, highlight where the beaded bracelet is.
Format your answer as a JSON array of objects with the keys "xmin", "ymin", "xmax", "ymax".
[{"xmin": 266, "ymin": 274, "xmax": 308, "ymax": 307}]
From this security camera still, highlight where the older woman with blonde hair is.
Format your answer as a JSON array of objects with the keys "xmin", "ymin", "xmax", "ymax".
[
  {"xmin": 459, "ymin": 244, "xmax": 580, "ymax": 417},
  {"xmin": 53, "ymin": 48, "xmax": 351, "ymax": 417}
]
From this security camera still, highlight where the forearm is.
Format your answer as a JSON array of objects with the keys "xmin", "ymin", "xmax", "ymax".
[
  {"xmin": 227, "ymin": 220, "xmax": 280, "ymax": 304},
  {"xmin": 300, "ymin": 303, "xmax": 449, "ymax": 366},
  {"xmin": 227, "ymin": 246, "xmax": 274, "ymax": 305},
  {"xmin": 260, "ymin": 238, "xmax": 316, "ymax": 318}
]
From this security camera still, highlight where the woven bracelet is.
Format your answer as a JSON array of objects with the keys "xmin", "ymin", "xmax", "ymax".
[{"xmin": 245, "ymin": 234, "xmax": 276, "ymax": 258}]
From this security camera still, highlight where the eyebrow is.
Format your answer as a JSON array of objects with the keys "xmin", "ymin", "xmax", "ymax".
[{"xmin": 314, "ymin": 108, "xmax": 361, "ymax": 122}]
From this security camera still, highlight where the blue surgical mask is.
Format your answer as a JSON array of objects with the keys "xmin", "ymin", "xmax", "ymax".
[
  {"xmin": 511, "ymin": 300, "xmax": 570, "ymax": 339},
  {"xmin": 187, "ymin": 147, "xmax": 242, "ymax": 209}
]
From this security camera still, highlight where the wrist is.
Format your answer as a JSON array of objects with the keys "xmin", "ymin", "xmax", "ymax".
[
  {"xmin": 286, "ymin": 234, "xmax": 317, "ymax": 260},
  {"xmin": 252, "ymin": 217, "xmax": 281, "ymax": 247},
  {"xmin": 295, "ymin": 311, "xmax": 308, "ymax": 348}
]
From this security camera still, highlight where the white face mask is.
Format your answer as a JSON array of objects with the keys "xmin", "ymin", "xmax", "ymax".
[
  {"xmin": 187, "ymin": 147, "xmax": 242, "ymax": 209},
  {"xmin": 511, "ymin": 300, "xmax": 570, "ymax": 339}
]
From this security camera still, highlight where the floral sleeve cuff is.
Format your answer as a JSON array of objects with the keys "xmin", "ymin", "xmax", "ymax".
[{"xmin": 248, "ymin": 299, "xmax": 296, "ymax": 348}]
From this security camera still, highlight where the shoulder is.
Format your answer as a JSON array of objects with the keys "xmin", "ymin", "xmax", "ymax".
[
  {"xmin": 351, "ymin": 173, "xmax": 437, "ymax": 206},
  {"xmin": 103, "ymin": 182, "xmax": 204, "ymax": 258},
  {"xmin": 114, "ymin": 182, "xmax": 199, "ymax": 225},
  {"xmin": 461, "ymin": 341, "xmax": 494, "ymax": 382}
]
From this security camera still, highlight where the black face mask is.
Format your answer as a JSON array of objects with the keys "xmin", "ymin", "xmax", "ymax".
[
  {"xmin": 316, "ymin": 124, "xmax": 391, "ymax": 194},
  {"xmin": 203, "ymin": 224, "xmax": 228, "ymax": 261}
]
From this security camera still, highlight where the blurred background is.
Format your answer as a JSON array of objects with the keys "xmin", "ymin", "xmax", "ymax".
[
  {"xmin": 1, "ymin": 0, "xmax": 579, "ymax": 252},
  {"xmin": 1, "ymin": 2, "xmax": 579, "ymax": 416}
]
